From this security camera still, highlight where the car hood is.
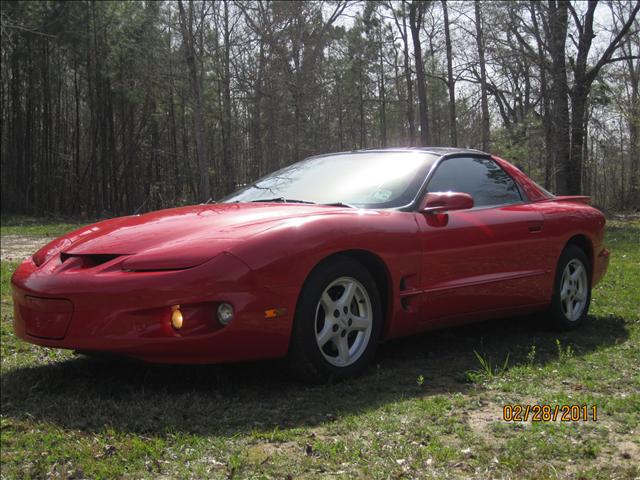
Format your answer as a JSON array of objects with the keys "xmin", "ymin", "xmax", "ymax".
[{"xmin": 63, "ymin": 203, "xmax": 344, "ymax": 257}]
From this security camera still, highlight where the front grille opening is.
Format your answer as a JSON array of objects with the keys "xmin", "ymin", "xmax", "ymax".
[{"xmin": 60, "ymin": 253, "xmax": 121, "ymax": 268}]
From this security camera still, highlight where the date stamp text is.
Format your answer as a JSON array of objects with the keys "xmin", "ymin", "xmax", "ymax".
[{"xmin": 503, "ymin": 404, "xmax": 597, "ymax": 422}]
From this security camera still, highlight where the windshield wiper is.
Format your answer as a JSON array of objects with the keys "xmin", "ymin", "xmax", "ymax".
[
  {"xmin": 249, "ymin": 197, "xmax": 316, "ymax": 204},
  {"xmin": 247, "ymin": 198, "xmax": 356, "ymax": 208},
  {"xmin": 323, "ymin": 202, "xmax": 357, "ymax": 208}
]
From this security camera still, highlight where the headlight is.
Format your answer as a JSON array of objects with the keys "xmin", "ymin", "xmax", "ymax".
[
  {"xmin": 32, "ymin": 238, "xmax": 72, "ymax": 266},
  {"xmin": 121, "ymin": 251, "xmax": 217, "ymax": 271}
]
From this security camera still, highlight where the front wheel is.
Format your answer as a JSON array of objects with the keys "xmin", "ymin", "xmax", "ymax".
[
  {"xmin": 548, "ymin": 245, "xmax": 591, "ymax": 330},
  {"xmin": 288, "ymin": 256, "xmax": 382, "ymax": 382}
]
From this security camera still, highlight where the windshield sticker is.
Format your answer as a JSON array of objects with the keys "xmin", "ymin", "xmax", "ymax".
[{"xmin": 373, "ymin": 189, "xmax": 392, "ymax": 202}]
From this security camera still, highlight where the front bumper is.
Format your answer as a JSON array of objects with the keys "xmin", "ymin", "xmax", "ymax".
[
  {"xmin": 11, "ymin": 253, "xmax": 299, "ymax": 364},
  {"xmin": 592, "ymin": 247, "xmax": 610, "ymax": 286}
]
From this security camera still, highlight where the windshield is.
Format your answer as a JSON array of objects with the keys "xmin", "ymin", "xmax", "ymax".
[{"xmin": 221, "ymin": 151, "xmax": 439, "ymax": 209}]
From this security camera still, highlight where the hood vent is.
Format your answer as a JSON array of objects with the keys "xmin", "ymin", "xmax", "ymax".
[{"xmin": 60, "ymin": 253, "xmax": 122, "ymax": 268}]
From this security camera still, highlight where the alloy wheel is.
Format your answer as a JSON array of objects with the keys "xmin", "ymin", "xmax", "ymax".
[
  {"xmin": 314, "ymin": 276, "xmax": 373, "ymax": 367},
  {"xmin": 560, "ymin": 259, "xmax": 588, "ymax": 321}
]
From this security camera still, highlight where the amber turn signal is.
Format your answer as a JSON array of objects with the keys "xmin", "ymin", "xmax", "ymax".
[
  {"xmin": 171, "ymin": 305, "xmax": 183, "ymax": 329},
  {"xmin": 264, "ymin": 307, "xmax": 287, "ymax": 319}
]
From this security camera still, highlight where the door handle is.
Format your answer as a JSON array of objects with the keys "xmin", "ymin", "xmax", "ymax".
[{"xmin": 528, "ymin": 220, "xmax": 544, "ymax": 233}]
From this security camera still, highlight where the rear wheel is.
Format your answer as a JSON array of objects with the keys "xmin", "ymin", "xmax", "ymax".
[
  {"xmin": 288, "ymin": 256, "xmax": 382, "ymax": 382},
  {"xmin": 548, "ymin": 245, "xmax": 591, "ymax": 330}
]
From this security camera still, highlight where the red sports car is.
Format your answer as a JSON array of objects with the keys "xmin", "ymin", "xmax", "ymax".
[{"xmin": 12, "ymin": 148, "xmax": 609, "ymax": 381}]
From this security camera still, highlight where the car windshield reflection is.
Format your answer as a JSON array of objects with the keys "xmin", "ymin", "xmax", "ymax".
[{"xmin": 221, "ymin": 151, "xmax": 439, "ymax": 209}]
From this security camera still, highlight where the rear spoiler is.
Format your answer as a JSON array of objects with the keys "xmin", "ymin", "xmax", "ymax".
[{"xmin": 552, "ymin": 195, "xmax": 592, "ymax": 204}]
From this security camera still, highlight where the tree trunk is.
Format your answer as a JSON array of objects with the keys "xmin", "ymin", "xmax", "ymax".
[
  {"xmin": 442, "ymin": 0, "xmax": 457, "ymax": 147},
  {"xmin": 409, "ymin": 0, "xmax": 429, "ymax": 146},
  {"xmin": 221, "ymin": 1, "xmax": 235, "ymax": 194},
  {"xmin": 393, "ymin": 1, "xmax": 415, "ymax": 146},
  {"xmin": 178, "ymin": 0, "xmax": 210, "ymax": 202},
  {"xmin": 547, "ymin": 0, "xmax": 571, "ymax": 195},
  {"xmin": 378, "ymin": 18, "xmax": 387, "ymax": 148},
  {"xmin": 251, "ymin": 41, "xmax": 265, "ymax": 179},
  {"xmin": 529, "ymin": 1, "xmax": 554, "ymax": 189},
  {"xmin": 568, "ymin": 85, "xmax": 588, "ymax": 194},
  {"xmin": 359, "ymin": 67, "xmax": 366, "ymax": 148},
  {"xmin": 564, "ymin": 0, "xmax": 639, "ymax": 195},
  {"xmin": 474, "ymin": 0, "xmax": 490, "ymax": 151},
  {"xmin": 627, "ymin": 58, "xmax": 639, "ymax": 208}
]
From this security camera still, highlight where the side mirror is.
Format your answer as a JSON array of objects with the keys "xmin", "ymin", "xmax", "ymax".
[{"xmin": 419, "ymin": 191, "xmax": 474, "ymax": 214}]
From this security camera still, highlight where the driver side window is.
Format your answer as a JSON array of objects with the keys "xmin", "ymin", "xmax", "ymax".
[{"xmin": 427, "ymin": 157, "xmax": 522, "ymax": 207}]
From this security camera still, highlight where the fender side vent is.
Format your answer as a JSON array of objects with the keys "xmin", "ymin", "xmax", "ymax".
[{"xmin": 400, "ymin": 274, "xmax": 418, "ymax": 291}]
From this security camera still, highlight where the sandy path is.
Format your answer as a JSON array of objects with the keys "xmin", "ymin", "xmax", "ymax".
[{"xmin": 1, "ymin": 236, "xmax": 52, "ymax": 262}]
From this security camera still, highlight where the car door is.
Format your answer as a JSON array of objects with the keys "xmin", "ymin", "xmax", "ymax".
[{"xmin": 414, "ymin": 156, "xmax": 550, "ymax": 325}]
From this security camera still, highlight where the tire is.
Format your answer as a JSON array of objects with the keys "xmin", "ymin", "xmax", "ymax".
[
  {"xmin": 288, "ymin": 256, "xmax": 382, "ymax": 383},
  {"xmin": 548, "ymin": 245, "xmax": 592, "ymax": 330}
]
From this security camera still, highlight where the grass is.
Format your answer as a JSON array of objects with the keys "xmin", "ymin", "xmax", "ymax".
[
  {"xmin": 0, "ymin": 216, "xmax": 86, "ymax": 237},
  {"xmin": 464, "ymin": 350, "xmax": 511, "ymax": 383},
  {"xmin": 1, "ymin": 219, "xmax": 639, "ymax": 479}
]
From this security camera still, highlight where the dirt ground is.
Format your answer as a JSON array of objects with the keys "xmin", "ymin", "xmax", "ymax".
[{"xmin": 0, "ymin": 236, "xmax": 51, "ymax": 262}]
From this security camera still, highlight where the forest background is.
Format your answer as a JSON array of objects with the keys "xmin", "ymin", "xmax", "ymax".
[{"xmin": 1, "ymin": 0, "xmax": 638, "ymax": 216}]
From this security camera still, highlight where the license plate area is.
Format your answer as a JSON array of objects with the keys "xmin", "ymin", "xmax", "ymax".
[{"xmin": 18, "ymin": 296, "xmax": 73, "ymax": 339}]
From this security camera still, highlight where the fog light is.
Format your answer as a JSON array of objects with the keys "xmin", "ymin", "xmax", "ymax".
[
  {"xmin": 171, "ymin": 305, "xmax": 183, "ymax": 329},
  {"xmin": 217, "ymin": 303, "xmax": 234, "ymax": 325}
]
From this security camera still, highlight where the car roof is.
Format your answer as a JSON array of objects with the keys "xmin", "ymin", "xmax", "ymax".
[
  {"xmin": 310, "ymin": 147, "xmax": 490, "ymax": 159},
  {"xmin": 364, "ymin": 147, "xmax": 489, "ymax": 156}
]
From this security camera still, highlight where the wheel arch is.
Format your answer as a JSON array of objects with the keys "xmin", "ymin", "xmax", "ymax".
[
  {"xmin": 302, "ymin": 249, "xmax": 393, "ymax": 340},
  {"xmin": 564, "ymin": 234, "xmax": 594, "ymax": 272}
]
